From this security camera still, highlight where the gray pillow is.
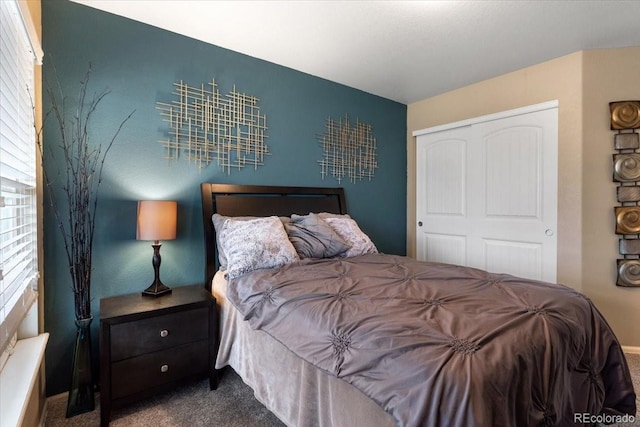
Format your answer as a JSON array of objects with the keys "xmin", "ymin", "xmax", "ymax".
[{"xmin": 285, "ymin": 213, "xmax": 351, "ymax": 258}]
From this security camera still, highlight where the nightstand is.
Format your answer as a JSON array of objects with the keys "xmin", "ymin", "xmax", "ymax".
[{"xmin": 99, "ymin": 285, "xmax": 218, "ymax": 427}]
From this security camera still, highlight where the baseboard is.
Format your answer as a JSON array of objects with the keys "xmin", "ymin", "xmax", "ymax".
[{"xmin": 622, "ymin": 345, "xmax": 640, "ymax": 354}]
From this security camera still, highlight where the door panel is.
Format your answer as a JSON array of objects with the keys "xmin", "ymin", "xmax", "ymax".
[
  {"xmin": 424, "ymin": 139, "xmax": 466, "ymax": 216},
  {"xmin": 483, "ymin": 239, "xmax": 543, "ymax": 280},
  {"xmin": 416, "ymin": 127, "xmax": 471, "ymax": 264},
  {"xmin": 420, "ymin": 233, "xmax": 467, "ymax": 266},
  {"xmin": 484, "ymin": 127, "xmax": 541, "ymax": 218}
]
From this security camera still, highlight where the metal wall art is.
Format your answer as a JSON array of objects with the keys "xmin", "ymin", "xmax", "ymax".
[
  {"xmin": 617, "ymin": 259, "xmax": 640, "ymax": 287},
  {"xmin": 615, "ymin": 206, "xmax": 640, "ymax": 234},
  {"xmin": 613, "ymin": 153, "xmax": 640, "ymax": 181},
  {"xmin": 610, "ymin": 101, "xmax": 640, "ymax": 130},
  {"xmin": 317, "ymin": 115, "xmax": 378, "ymax": 184},
  {"xmin": 157, "ymin": 80, "xmax": 268, "ymax": 172},
  {"xmin": 611, "ymin": 100, "xmax": 640, "ymax": 287}
]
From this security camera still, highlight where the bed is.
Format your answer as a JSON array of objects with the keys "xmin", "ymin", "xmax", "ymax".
[{"xmin": 201, "ymin": 183, "xmax": 637, "ymax": 427}]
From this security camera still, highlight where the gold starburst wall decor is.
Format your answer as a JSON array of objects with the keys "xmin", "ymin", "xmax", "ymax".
[
  {"xmin": 156, "ymin": 79, "xmax": 268, "ymax": 172},
  {"xmin": 317, "ymin": 115, "xmax": 378, "ymax": 184}
]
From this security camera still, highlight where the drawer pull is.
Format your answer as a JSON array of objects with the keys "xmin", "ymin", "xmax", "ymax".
[
  {"xmin": 160, "ymin": 329, "xmax": 169, "ymax": 338},
  {"xmin": 160, "ymin": 364, "xmax": 169, "ymax": 373}
]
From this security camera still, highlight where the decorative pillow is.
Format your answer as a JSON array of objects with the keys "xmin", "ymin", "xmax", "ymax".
[
  {"xmin": 212, "ymin": 214, "xmax": 290, "ymax": 269},
  {"xmin": 317, "ymin": 212, "xmax": 351, "ymax": 219},
  {"xmin": 285, "ymin": 213, "xmax": 351, "ymax": 258},
  {"xmin": 324, "ymin": 217, "xmax": 378, "ymax": 258},
  {"xmin": 218, "ymin": 216, "xmax": 299, "ymax": 279}
]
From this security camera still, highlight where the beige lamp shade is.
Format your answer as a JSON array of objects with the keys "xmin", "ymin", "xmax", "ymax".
[{"xmin": 136, "ymin": 200, "xmax": 177, "ymax": 241}]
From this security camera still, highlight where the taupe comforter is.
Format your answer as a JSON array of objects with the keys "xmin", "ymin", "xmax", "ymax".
[{"xmin": 226, "ymin": 253, "xmax": 636, "ymax": 426}]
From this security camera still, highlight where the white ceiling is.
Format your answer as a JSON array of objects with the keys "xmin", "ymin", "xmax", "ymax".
[{"xmin": 72, "ymin": 0, "xmax": 640, "ymax": 104}]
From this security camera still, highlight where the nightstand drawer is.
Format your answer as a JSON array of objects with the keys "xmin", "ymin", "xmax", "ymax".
[
  {"xmin": 111, "ymin": 339, "xmax": 209, "ymax": 399},
  {"xmin": 110, "ymin": 307, "xmax": 208, "ymax": 361}
]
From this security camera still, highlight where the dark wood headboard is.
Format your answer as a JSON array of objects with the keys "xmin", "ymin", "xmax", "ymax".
[{"xmin": 201, "ymin": 183, "xmax": 346, "ymax": 290}]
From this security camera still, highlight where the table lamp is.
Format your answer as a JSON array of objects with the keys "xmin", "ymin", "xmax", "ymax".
[{"xmin": 136, "ymin": 200, "xmax": 177, "ymax": 296}]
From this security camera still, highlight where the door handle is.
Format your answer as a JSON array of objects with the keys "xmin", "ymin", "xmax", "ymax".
[
  {"xmin": 418, "ymin": 221, "xmax": 423, "ymax": 227},
  {"xmin": 545, "ymin": 229, "xmax": 554, "ymax": 236}
]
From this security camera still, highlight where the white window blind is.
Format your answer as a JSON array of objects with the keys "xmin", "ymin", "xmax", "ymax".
[{"xmin": 0, "ymin": 0, "xmax": 39, "ymax": 356}]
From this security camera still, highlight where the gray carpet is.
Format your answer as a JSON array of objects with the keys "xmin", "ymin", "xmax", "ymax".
[
  {"xmin": 46, "ymin": 355, "xmax": 640, "ymax": 426},
  {"xmin": 45, "ymin": 368, "xmax": 284, "ymax": 427}
]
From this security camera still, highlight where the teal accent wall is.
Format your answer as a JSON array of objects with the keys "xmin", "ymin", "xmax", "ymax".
[{"xmin": 43, "ymin": 1, "xmax": 406, "ymax": 395}]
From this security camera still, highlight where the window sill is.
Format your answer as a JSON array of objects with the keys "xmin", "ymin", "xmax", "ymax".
[{"xmin": 0, "ymin": 333, "xmax": 49, "ymax": 427}]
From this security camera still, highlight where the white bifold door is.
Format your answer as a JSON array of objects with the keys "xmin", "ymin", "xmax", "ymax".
[{"xmin": 415, "ymin": 103, "xmax": 558, "ymax": 282}]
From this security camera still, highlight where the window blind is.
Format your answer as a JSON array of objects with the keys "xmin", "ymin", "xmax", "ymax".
[{"xmin": 0, "ymin": 0, "xmax": 39, "ymax": 356}]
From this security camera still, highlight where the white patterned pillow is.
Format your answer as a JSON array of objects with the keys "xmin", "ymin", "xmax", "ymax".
[
  {"xmin": 219, "ymin": 216, "xmax": 299, "ymax": 279},
  {"xmin": 324, "ymin": 217, "xmax": 378, "ymax": 258},
  {"xmin": 212, "ymin": 214, "xmax": 291, "ymax": 270}
]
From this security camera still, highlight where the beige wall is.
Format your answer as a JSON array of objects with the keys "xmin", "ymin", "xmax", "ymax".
[
  {"xmin": 581, "ymin": 46, "xmax": 640, "ymax": 347},
  {"xmin": 407, "ymin": 47, "xmax": 640, "ymax": 346}
]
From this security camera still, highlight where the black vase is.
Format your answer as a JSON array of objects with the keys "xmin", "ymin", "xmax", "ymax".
[{"xmin": 66, "ymin": 316, "xmax": 95, "ymax": 417}]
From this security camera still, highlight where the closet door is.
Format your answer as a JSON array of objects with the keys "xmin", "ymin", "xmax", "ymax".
[
  {"xmin": 416, "ymin": 105, "xmax": 558, "ymax": 282},
  {"xmin": 416, "ymin": 126, "xmax": 472, "ymax": 267}
]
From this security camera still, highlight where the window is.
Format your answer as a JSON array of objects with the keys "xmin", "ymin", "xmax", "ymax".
[{"xmin": 0, "ymin": 0, "xmax": 41, "ymax": 358}]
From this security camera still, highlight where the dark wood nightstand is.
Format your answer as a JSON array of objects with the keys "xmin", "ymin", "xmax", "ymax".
[{"xmin": 99, "ymin": 285, "xmax": 218, "ymax": 427}]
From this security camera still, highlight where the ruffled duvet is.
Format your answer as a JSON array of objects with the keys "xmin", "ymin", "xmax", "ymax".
[{"xmin": 227, "ymin": 254, "xmax": 636, "ymax": 427}]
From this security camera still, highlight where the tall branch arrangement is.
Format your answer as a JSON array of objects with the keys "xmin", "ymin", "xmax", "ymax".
[{"xmin": 36, "ymin": 65, "xmax": 134, "ymax": 320}]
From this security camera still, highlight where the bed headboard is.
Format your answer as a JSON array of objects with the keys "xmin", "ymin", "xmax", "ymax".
[{"xmin": 201, "ymin": 183, "xmax": 347, "ymax": 290}]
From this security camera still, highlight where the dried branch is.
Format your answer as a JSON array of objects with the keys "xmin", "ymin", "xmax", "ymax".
[{"xmin": 34, "ymin": 63, "xmax": 135, "ymax": 320}]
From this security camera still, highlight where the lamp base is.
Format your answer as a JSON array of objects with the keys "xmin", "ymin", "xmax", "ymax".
[{"xmin": 142, "ymin": 281, "xmax": 172, "ymax": 297}]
